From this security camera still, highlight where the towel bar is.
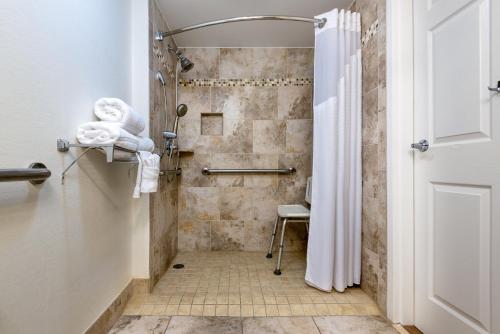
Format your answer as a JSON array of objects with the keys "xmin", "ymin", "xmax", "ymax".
[
  {"xmin": 202, "ymin": 167, "xmax": 296, "ymax": 175},
  {"xmin": 0, "ymin": 163, "xmax": 51, "ymax": 185}
]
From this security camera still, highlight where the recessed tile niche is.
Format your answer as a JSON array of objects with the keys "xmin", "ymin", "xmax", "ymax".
[{"xmin": 201, "ymin": 113, "xmax": 223, "ymax": 136}]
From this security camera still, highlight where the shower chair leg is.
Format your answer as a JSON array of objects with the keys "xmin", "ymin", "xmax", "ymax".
[
  {"xmin": 266, "ymin": 216, "xmax": 280, "ymax": 258},
  {"xmin": 274, "ymin": 218, "xmax": 288, "ymax": 275}
]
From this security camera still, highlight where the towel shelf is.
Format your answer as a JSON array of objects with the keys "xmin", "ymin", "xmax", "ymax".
[
  {"xmin": 0, "ymin": 163, "xmax": 51, "ymax": 185},
  {"xmin": 57, "ymin": 139, "xmax": 139, "ymax": 184},
  {"xmin": 201, "ymin": 167, "xmax": 296, "ymax": 175}
]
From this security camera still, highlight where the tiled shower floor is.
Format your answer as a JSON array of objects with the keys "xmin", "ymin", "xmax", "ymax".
[{"xmin": 122, "ymin": 251, "xmax": 382, "ymax": 317}]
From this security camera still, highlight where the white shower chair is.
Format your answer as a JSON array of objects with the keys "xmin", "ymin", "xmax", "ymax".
[{"xmin": 266, "ymin": 177, "xmax": 312, "ymax": 275}]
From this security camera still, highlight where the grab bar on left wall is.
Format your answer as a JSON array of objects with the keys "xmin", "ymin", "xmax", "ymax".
[{"xmin": 0, "ymin": 163, "xmax": 51, "ymax": 185}]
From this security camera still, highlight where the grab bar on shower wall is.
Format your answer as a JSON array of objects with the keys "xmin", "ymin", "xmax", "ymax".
[
  {"xmin": 0, "ymin": 163, "xmax": 51, "ymax": 185},
  {"xmin": 202, "ymin": 167, "xmax": 296, "ymax": 175}
]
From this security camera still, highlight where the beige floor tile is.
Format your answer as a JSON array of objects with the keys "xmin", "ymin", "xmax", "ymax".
[
  {"xmin": 228, "ymin": 304, "xmax": 241, "ymax": 317},
  {"xmin": 151, "ymin": 304, "xmax": 166, "ymax": 315},
  {"xmin": 275, "ymin": 296, "xmax": 288, "ymax": 305},
  {"xmin": 314, "ymin": 304, "xmax": 330, "ymax": 316},
  {"xmin": 253, "ymin": 304, "xmax": 266, "ymax": 317},
  {"xmin": 228, "ymin": 293, "xmax": 240, "ymax": 304},
  {"xmin": 287, "ymin": 296, "xmax": 301, "ymax": 304},
  {"xmin": 264, "ymin": 295, "xmax": 277, "ymax": 305},
  {"xmin": 327, "ymin": 303, "xmax": 357, "ymax": 315},
  {"xmin": 265, "ymin": 304, "xmax": 279, "ymax": 316},
  {"xmin": 169, "ymin": 296, "xmax": 182, "ymax": 304},
  {"xmin": 290, "ymin": 304, "xmax": 305, "ymax": 316},
  {"xmin": 277, "ymin": 304, "xmax": 292, "ymax": 316},
  {"xmin": 216, "ymin": 294, "xmax": 229, "ymax": 304},
  {"xmin": 139, "ymin": 304, "xmax": 154, "ymax": 315},
  {"xmin": 128, "ymin": 251, "xmax": 379, "ymax": 319},
  {"xmin": 215, "ymin": 304, "xmax": 229, "ymax": 316},
  {"xmin": 353, "ymin": 303, "xmax": 382, "ymax": 315},
  {"xmin": 302, "ymin": 304, "xmax": 317, "ymax": 316},
  {"xmin": 165, "ymin": 304, "xmax": 179, "ymax": 316},
  {"xmin": 241, "ymin": 304, "xmax": 254, "ymax": 317},
  {"xmin": 190, "ymin": 305, "xmax": 204, "ymax": 316},
  {"xmin": 203, "ymin": 304, "xmax": 216, "ymax": 316},
  {"xmin": 177, "ymin": 304, "xmax": 191, "ymax": 316}
]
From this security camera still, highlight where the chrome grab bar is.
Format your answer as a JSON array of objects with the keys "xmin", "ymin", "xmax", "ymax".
[
  {"xmin": 0, "ymin": 163, "xmax": 51, "ymax": 185},
  {"xmin": 159, "ymin": 168, "xmax": 182, "ymax": 176},
  {"xmin": 202, "ymin": 167, "xmax": 296, "ymax": 176}
]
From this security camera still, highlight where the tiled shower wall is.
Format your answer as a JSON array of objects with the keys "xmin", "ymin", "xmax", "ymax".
[
  {"xmin": 176, "ymin": 48, "xmax": 314, "ymax": 252},
  {"xmin": 354, "ymin": 0, "xmax": 388, "ymax": 315},
  {"xmin": 148, "ymin": 0, "xmax": 179, "ymax": 289}
]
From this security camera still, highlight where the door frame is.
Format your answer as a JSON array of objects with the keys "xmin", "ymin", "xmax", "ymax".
[{"xmin": 386, "ymin": 0, "xmax": 415, "ymax": 325}]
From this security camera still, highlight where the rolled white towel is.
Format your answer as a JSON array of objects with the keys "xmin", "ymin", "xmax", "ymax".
[
  {"xmin": 94, "ymin": 98, "xmax": 145, "ymax": 135},
  {"xmin": 133, "ymin": 151, "xmax": 160, "ymax": 198},
  {"xmin": 77, "ymin": 121, "xmax": 139, "ymax": 151},
  {"xmin": 77, "ymin": 122, "xmax": 154, "ymax": 154}
]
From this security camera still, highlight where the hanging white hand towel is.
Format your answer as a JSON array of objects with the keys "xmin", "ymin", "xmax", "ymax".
[
  {"xmin": 94, "ymin": 98, "xmax": 145, "ymax": 135},
  {"xmin": 133, "ymin": 151, "xmax": 160, "ymax": 198}
]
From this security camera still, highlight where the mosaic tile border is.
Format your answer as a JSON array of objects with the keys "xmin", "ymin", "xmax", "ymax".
[
  {"xmin": 178, "ymin": 78, "xmax": 313, "ymax": 87},
  {"xmin": 362, "ymin": 19, "xmax": 379, "ymax": 47}
]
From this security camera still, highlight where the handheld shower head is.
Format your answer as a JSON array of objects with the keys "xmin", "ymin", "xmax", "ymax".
[
  {"xmin": 173, "ymin": 104, "xmax": 188, "ymax": 134},
  {"xmin": 176, "ymin": 104, "xmax": 188, "ymax": 117}
]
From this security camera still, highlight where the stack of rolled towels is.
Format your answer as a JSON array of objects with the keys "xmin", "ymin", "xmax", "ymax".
[{"xmin": 76, "ymin": 98, "xmax": 160, "ymax": 198}]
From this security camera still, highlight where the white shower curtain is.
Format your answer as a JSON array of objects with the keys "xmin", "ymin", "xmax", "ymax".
[{"xmin": 305, "ymin": 9, "xmax": 362, "ymax": 292}]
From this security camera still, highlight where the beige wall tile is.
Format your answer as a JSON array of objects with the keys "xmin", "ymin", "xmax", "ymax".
[
  {"xmin": 286, "ymin": 119, "xmax": 313, "ymax": 154},
  {"xmin": 253, "ymin": 120, "xmax": 286, "ymax": 154},
  {"xmin": 278, "ymin": 86, "xmax": 313, "ymax": 120},
  {"xmin": 211, "ymin": 221, "xmax": 244, "ymax": 251},
  {"xmin": 220, "ymin": 48, "xmax": 287, "ymax": 79},
  {"xmin": 180, "ymin": 48, "xmax": 219, "ymax": 79},
  {"xmin": 286, "ymin": 48, "xmax": 314, "ymax": 78}
]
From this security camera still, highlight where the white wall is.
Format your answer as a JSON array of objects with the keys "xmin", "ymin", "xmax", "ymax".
[
  {"xmin": 130, "ymin": 0, "xmax": 151, "ymax": 279},
  {"xmin": 0, "ymin": 0, "xmax": 148, "ymax": 333}
]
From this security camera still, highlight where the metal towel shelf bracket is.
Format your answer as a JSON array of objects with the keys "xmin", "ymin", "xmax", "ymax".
[
  {"xmin": 57, "ymin": 139, "xmax": 138, "ymax": 184},
  {"xmin": 202, "ymin": 167, "xmax": 296, "ymax": 176},
  {"xmin": 0, "ymin": 163, "xmax": 51, "ymax": 185}
]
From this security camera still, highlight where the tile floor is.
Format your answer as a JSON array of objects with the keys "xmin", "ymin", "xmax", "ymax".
[
  {"xmin": 109, "ymin": 315, "xmax": 405, "ymax": 334},
  {"xmin": 122, "ymin": 251, "xmax": 382, "ymax": 317}
]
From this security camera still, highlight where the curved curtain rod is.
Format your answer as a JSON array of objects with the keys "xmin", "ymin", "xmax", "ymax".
[{"xmin": 155, "ymin": 15, "xmax": 327, "ymax": 40}]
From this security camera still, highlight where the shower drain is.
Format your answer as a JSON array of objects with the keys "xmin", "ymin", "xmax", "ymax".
[{"xmin": 172, "ymin": 264, "xmax": 184, "ymax": 269}]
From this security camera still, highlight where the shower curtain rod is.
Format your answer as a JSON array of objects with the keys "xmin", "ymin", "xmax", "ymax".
[{"xmin": 155, "ymin": 15, "xmax": 327, "ymax": 40}]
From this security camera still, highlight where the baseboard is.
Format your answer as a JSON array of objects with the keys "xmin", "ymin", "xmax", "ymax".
[{"xmin": 84, "ymin": 278, "xmax": 149, "ymax": 334}]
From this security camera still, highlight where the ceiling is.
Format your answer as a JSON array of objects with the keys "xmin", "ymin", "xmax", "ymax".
[{"xmin": 156, "ymin": 0, "xmax": 353, "ymax": 47}]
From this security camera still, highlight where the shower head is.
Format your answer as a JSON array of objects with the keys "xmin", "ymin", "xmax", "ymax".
[
  {"xmin": 176, "ymin": 104, "xmax": 188, "ymax": 117},
  {"xmin": 156, "ymin": 71, "xmax": 166, "ymax": 86},
  {"xmin": 174, "ymin": 50, "xmax": 194, "ymax": 72},
  {"xmin": 179, "ymin": 55, "xmax": 194, "ymax": 72}
]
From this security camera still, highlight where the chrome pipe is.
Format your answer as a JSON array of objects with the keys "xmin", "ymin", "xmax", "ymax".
[
  {"xmin": 0, "ymin": 163, "xmax": 51, "ymax": 185},
  {"xmin": 202, "ymin": 167, "xmax": 296, "ymax": 175},
  {"xmin": 156, "ymin": 15, "xmax": 327, "ymax": 40}
]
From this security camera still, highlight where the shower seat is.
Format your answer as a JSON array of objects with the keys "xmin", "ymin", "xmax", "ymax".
[{"xmin": 266, "ymin": 177, "xmax": 312, "ymax": 275}]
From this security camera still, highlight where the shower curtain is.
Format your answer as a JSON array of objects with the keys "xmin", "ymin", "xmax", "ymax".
[{"xmin": 305, "ymin": 9, "xmax": 362, "ymax": 292}]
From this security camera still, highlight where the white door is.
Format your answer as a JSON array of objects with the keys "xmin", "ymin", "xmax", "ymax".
[{"xmin": 414, "ymin": 0, "xmax": 499, "ymax": 333}]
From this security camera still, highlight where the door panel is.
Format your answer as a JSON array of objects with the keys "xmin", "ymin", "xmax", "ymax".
[{"xmin": 414, "ymin": 0, "xmax": 499, "ymax": 333}]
